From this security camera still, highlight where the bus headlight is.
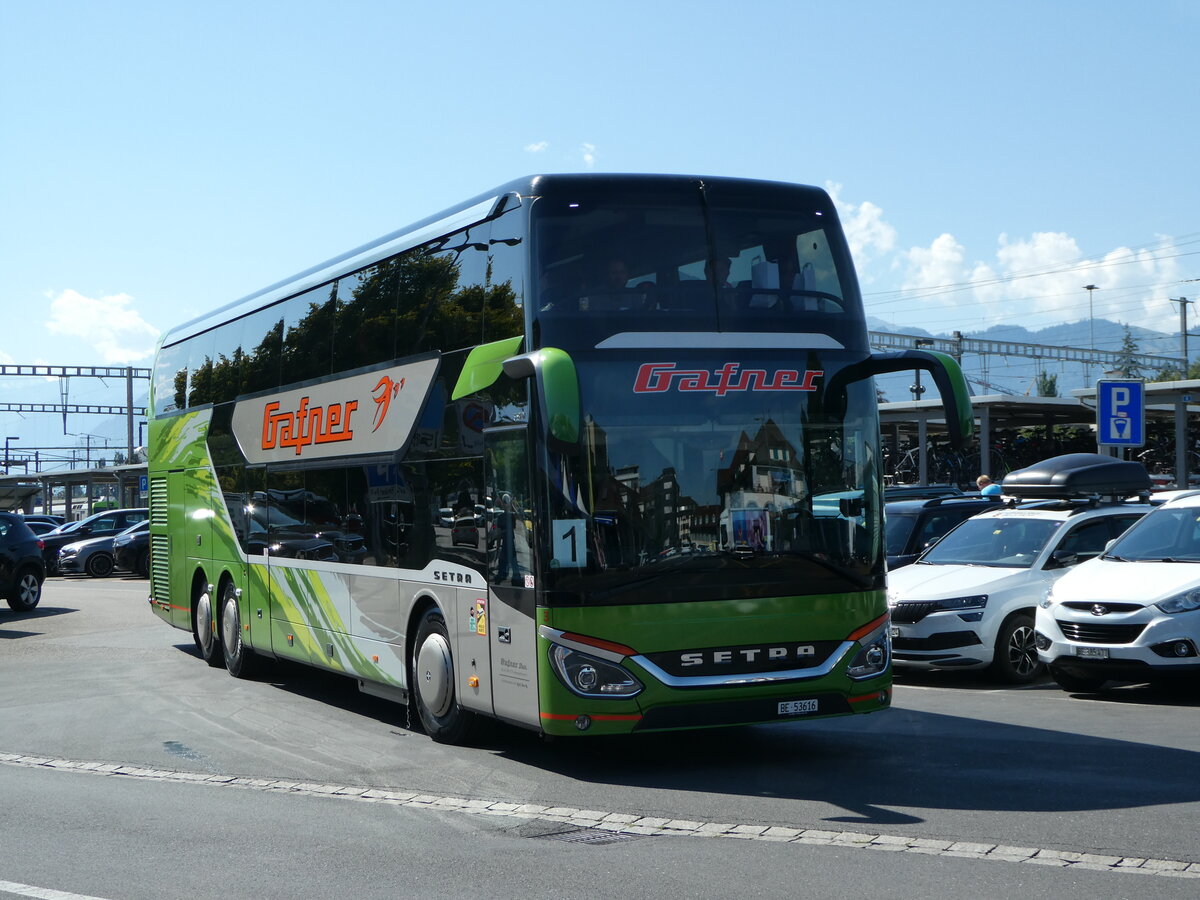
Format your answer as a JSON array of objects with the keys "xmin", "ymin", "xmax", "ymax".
[
  {"xmin": 846, "ymin": 621, "xmax": 891, "ymax": 680},
  {"xmin": 548, "ymin": 645, "xmax": 643, "ymax": 698}
]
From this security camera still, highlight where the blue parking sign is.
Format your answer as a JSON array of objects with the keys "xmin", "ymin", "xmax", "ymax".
[{"xmin": 1096, "ymin": 380, "xmax": 1145, "ymax": 447}]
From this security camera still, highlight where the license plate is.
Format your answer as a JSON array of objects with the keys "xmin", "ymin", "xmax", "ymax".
[
  {"xmin": 1075, "ymin": 646, "xmax": 1109, "ymax": 659},
  {"xmin": 778, "ymin": 699, "xmax": 819, "ymax": 716}
]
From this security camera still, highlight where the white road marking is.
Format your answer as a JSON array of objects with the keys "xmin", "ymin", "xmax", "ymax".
[
  {"xmin": 0, "ymin": 879, "xmax": 114, "ymax": 900},
  {"xmin": 2, "ymin": 752, "xmax": 1198, "ymax": 879}
]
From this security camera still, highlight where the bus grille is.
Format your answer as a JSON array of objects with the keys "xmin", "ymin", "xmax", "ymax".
[
  {"xmin": 150, "ymin": 534, "xmax": 170, "ymax": 604},
  {"xmin": 1056, "ymin": 621, "xmax": 1145, "ymax": 644},
  {"xmin": 149, "ymin": 477, "xmax": 168, "ymax": 526}
]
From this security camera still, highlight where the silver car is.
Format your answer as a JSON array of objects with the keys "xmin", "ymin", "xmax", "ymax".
[{"xmin": 58, "ymin": 521, "xmax": 148, "ymax": 578}]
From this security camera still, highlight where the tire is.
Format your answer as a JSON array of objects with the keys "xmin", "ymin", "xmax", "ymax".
[
  {"xmin": 84, "ymin": 552, "xmax": 114, "ymax": 578},
  {"xmin": 1050, "ymin": 666, "xmax": 1107, "ymax": 693},
  {"xmin": 136, "ymin": 548, "xmax": 150, "ymax": 578},
  {"xmin": 220, "ymin": 580, "xmax": 258, "ymax": 679},
  {"xmin": 193, "ymin": 583, "xmax": 224, "ymax": 668},
  {"xmin": 6, "ymin": 567, "xmax": 44, "ymax": 611},
  {"xmin": 411, "ymin": 608, "xmax": 476, "ymax": 744},
  {"xmin": 990, "ymin": 612, "xmax": 1042, "ymax": 684}
]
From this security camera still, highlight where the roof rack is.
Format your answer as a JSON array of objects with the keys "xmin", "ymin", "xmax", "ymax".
[{"xmin": 1000, "ymin": 453, "xmax": 1151, "ymax": 501}]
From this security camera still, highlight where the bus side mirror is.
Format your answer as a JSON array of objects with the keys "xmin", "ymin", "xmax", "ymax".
[
  {"xmin": 503, "ymin": 348, "xmax": 580, "ymax": 446},
  {"xmin": 826, "ymin": 349, "xmax": 974, "ymax": 450}
]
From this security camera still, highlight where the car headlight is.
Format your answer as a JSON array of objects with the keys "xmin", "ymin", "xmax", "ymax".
[
  {"xmin": 1040, "ymin": 589, "xmax": 1054, "ymax": 610},
  {"xmin": 846, "ymin": 620, "xmax": 891, "ymax": 680},
  {"xmin": 928, "ymin": 594, "xmax": 988, "ymax": 612},
  {"xmin": 548, "ymin": 645, "xmax": 643, "ymax": 698},
  {"xmin": 1155, "ymin": 588, "xmax": 1200, "ymax": 615},
  {"xmin": 59, "ymin": 548, "xmax": 77, "ymax": 559}
]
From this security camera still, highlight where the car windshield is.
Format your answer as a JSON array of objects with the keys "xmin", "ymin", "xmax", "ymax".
[
  {"xmin": 919, "ymin": 517, "xmax": 1063, "ymax": 568},
  {"xmin": 1107, "ymin": 507, "xmax": 1200, "ymax": 561},
  {"xmin": 885, "ymin": 513, "xmax": 918, "ymax": 556}
]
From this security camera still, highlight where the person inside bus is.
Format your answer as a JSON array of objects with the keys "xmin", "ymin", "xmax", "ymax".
[{"xmin": 583, "ymin": 257, "xmax": 633, "ymax": 311}]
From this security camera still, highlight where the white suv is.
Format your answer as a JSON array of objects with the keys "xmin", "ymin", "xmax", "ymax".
[
  {"xmin": 1037, "ymin": 490, "xmax": 1200, "ymax": 691},
  {"xmin": 887, "ymin": 454, "xmax": 1152, "ymax": 683}
]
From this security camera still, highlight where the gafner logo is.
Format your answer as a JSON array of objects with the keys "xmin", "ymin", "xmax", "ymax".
[{"xmin": 634, "ymin": 362, "xmax": 822, "ymax": 395}]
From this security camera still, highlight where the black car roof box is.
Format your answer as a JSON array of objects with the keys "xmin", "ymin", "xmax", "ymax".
[{"xmin": 1000, "ymin": 453, "xmax": 1151, "ymax": 499}]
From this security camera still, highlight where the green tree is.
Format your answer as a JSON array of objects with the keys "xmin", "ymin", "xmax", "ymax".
[
  {"xmin": 1151, "ymin": 359, "xmax": 1200, "ymax": 382},
  {"xmin": 1035, "ymin": 371, "xmax": 1058, "ymax": 397},
  {"xmin": 1114, "ymin": 326, "xmax": 1143, "ymax": 378}
]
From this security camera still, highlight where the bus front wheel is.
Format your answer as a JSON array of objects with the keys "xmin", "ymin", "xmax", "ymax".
[
  {"xmin": 220, "ymin": 581, "xmax": 258, "ymax": 679},
  {"xmin": 193, "ymin": 584, "xmax": 224, "ymax": 668},
  {"xmin": 412, "ymin": 608, "xmax": 476, "ymax": 745}
]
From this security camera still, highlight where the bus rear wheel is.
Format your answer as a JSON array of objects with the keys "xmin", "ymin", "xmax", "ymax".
[
  {"xmin": 193, "ymin": 584, "xmax": 224, "ymax": 668},
  {"xmin": 220, "ymin": 581, "xmax": 258, "ymax": 679},
  {"xmin": 412, "ymin": 608, "xmax": 476, "ymax": 745}
]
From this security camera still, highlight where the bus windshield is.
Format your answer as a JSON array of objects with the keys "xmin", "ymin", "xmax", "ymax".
[
  {"xmin": 538, "ymin": 352, "xmax": 883, "ymax": 607},
  {"xmin": 531, "ymin": 178, "xmax": 864, "ymax": 350}
]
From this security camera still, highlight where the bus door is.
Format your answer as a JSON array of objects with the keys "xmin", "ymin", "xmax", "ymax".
[{"xmin": 482, "ymin": 425, "xmax": 540, "ymax": 728}]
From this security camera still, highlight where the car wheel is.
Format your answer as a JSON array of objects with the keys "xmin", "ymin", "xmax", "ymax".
[
  {"xmin": 85, "ymin": 552, "xmax": 114, "ymax": 578},
  {"xmin": 220, "ymin": 580, "xmax": 258, "ymax": 679},
  {"xmin": 6, "ymin": 567, "xmax": 44, "ymax": 611},
  {"xmin": 412, "ymin": 607, "xmax": 476, "ymax": 744},
  {"xmin": 1049, "ymin": 665, "xmax": 1107, "ymax": 693},
  {"xmin": 136, "ymin": 548, "xmax": 150, "ymax": 578},
  {"xmin": 990, "ymin": 612, "xmax": 1042, "ymax": 684},
  {"xmin": 193, "ymin": 582, "xmax": 224, "ymax": 668}
]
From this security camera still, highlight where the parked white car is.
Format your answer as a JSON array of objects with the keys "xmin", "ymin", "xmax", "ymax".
[
  {"xmin": 888, "ymin": 454, "xmax": 1152, "ymax": 684},
  {"xmin": 1037, "ymin": 490, "xmax": 1200, "ymax": 691}
]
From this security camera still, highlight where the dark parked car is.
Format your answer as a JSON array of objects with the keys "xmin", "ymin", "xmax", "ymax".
[
  {"xmin": 41, "ymin": 508, "xmax": 149, "ymax": 575},
  {"xmin": 22, "ymin": 514, "xmax": 65, "ymax": 527},
  {"xmin": 23, "ymin": 520, "xmax": 61, "ymax": 536},
  {"xmin": 0, "ymin": 512, "xmax": 47, "ymax": 611},
  {"xmin": 113, "ymin": 519, "xmax": 151, "ymax": 577},
  {"xmin": 884, "ymin": 483, "xmax": 964, "ymax": 502},
  {"xmin": 885, "ymin": 494, "xmax": 1002, "ymax": 570}
]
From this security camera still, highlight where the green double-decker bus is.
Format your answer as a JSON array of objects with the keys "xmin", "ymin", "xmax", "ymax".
[{"xmin": 148, "ymin": 174, "xmax": 972, "ymax": 742}]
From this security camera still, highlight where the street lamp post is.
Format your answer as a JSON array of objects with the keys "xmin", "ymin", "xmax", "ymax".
[{"xmin": 1083, "ymin": 284, "xmax": 1099, "ymax": 384}]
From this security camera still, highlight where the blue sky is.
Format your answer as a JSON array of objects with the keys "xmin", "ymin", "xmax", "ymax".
[{"xmin": 2, "ymin": 1, "xmax": 1198, "ymax": 462}]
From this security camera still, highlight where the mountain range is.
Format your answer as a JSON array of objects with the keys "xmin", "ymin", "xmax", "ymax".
[{"xmin": 868, "ymin": 315, "xmax": 1191, "ymax": 399}]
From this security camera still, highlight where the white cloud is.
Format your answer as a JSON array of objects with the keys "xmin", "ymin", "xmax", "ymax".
[
  {"xmin": 580, "ymin": 142, "xmax": 597, "ymax": 168},
  {"xmin": 826, "ymin": 182, "xmax": 897, "ymax": 269},
  {"xmin": 524, "ymin": 141, "xmax": 549, "ymax": 153},
  {"xmin": 871, "ymin": 227, "xmax": 1187, "ymax": 335},
  {"xmin": 44, "ymin": 289, "xmax": 160, "ymax": 364}
]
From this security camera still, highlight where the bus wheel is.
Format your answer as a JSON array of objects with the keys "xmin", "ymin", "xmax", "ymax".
[
  {"xmin": 193, "ymin": 584, "xmax": 224, "ymax": 668},
  {"xmin": 412, "ymin": 608, "xmax": 476, "ymax": 744},
  {"xmin": 220, "ymin": 581, "xmax": 257, "ymax": 679},
  {"xmin": 990, "ymin": 612, "xmax": 1041, "ymax": 684}
]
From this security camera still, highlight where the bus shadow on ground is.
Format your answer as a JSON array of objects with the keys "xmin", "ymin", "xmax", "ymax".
[
  {"xmin": 487, "ymin": 697, "xmax": 1200, "ymax": 827},
  {"xmin": 183, "ymin": 648, "xmax": 1200, "ymax": 827}
]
